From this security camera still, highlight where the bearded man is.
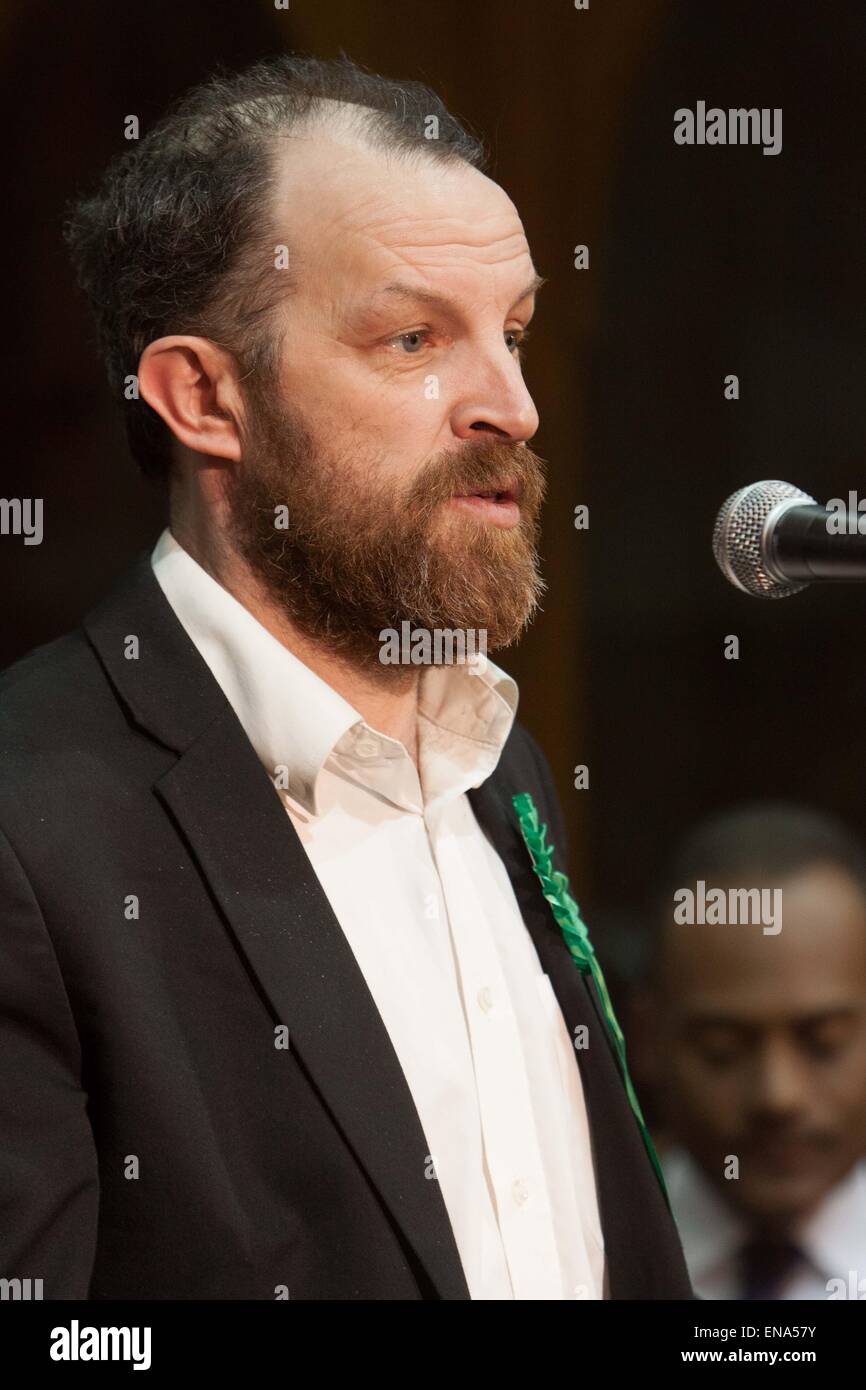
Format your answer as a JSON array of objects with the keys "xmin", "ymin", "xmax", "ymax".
[{"xmin": 0, "ymin": 53, "xmax": 692, "ymax": 1300}]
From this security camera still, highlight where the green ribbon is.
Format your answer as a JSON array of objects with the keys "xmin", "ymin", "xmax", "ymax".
[{"xmin": 511, "ymin": 791, "xmax": 671, "ymax": 1211}]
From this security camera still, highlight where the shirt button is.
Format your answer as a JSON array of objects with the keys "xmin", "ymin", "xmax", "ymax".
[
  {"xmin": 477, "ymin": 986, "xmax": 494, "ymax": 1014},
  {"xmin": 355, "ymin": 736, "xmax": 380, "ymax": 758},
  {"xmin": 512, "ymin": 1179, "xmax": 530, "ymax": 1207}
]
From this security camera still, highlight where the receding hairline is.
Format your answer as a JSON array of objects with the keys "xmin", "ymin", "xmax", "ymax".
[
  {"xmin": 253, "ymin": 92, "xmax": 484, "ymax": 173},
  {"xmin": 255, "ymin": 107, "xmax": 530, "ymax": 326}
]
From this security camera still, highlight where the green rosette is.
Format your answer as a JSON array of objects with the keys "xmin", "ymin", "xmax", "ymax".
[{"xmin": 512, "ymin": 792, "xmax": 671, "ymax": 1211}]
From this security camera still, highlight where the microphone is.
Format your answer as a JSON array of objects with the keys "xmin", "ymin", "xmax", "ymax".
[{"xmin": 713, "ymin": 480, "xmax": 866, "ymax": 598}]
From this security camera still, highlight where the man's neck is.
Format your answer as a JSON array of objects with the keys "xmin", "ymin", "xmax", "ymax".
[{"xmin": 170, "ymin": 522, "xmax": 422, "ymax": 766}]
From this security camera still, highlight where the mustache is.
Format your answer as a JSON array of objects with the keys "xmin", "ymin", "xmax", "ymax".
[
  {"xmin": 409, "ymin": 440, "xmax": 549, "ymax": 511},
  {"xmin": 741, "ymin": 1124, "xmax": 836, "ymax": 1151}
]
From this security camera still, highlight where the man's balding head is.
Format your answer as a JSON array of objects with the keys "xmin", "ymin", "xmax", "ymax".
[{"xmin": 64, "ymin": 53, "xmax": 487, "ymax": 480}]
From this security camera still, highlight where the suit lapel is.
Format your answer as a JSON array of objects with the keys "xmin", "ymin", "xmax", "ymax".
[
  {"xmin": 467, "ymin": 774, "xmax": 605, "ymax": 1040},
  {"xmin": 84, "ymin": 551, "xmax": 470, "ymax": 1301},
  {"xmin": 467, "ymin": 773, "xmax": 665, "ymax": 1299}
]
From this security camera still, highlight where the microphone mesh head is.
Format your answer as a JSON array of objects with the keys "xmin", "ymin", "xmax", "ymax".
[{"xmin": 712, "ymin": 480, "xmax": 816, "ymax": 598}]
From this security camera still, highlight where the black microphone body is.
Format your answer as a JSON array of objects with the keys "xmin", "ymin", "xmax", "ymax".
[{"xmin": 769, "ymin": 503, "xmax": 866, "ymax": 582}]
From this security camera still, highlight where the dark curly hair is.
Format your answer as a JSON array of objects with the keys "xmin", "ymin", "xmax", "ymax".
[{"xmin": 63, "ymin": 52, "xmax": 487, "ymax": 481}]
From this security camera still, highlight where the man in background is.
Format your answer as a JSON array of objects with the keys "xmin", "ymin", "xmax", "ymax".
[{"xmin": 638, "ymin": 803, "xmax": 866, "ymax": 1299}]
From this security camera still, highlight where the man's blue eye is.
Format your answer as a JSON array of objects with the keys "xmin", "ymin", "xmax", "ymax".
[
  {"xmin": 396, "ymin": 331, "xmax": 427, "ymax": 353},
  {"xmin": 390, "ymin": 328, "xmax": 530, "ymax": 355}
]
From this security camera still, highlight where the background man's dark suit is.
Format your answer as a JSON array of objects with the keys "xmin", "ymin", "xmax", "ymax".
[{"xmin": 0, "ymin": 550, "xmax": 693, "ymax": 1298}]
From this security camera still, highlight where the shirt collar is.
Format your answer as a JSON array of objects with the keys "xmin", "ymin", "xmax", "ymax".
[
  {"xmin": 662, "ymin": 1146, "xmax": 748, "ymax": 1284},
  {"xmin": 150, "ymin": 527, "xmax": 518, "ymax": 817},
  {"xmin": 796, "ymin": 1159, "xmax": 866, "ymax": 1285}
]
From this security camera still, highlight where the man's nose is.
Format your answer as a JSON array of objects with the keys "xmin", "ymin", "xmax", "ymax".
[
  {"xmin": 449, "ymin": 354, "xmax": 540, "ymax": 444},
  {"xmin": 746, "ymin": 1036, "xmax": 808, "ymax": 1117}
]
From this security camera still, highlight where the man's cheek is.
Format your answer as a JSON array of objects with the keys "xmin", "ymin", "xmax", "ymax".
[{"xmin": 673, "ymin": 1054, "xmax": 739, "ymax": 1130}]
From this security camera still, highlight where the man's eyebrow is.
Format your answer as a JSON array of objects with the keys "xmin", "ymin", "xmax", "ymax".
[{"xmin": 357, "ymin": 271, "xmax": 547, "ymax": 318}]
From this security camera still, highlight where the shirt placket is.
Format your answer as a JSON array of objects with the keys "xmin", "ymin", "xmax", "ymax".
[{"xmin": 426, "ymin": 799, "xmax": 564, "ymax": 1299}]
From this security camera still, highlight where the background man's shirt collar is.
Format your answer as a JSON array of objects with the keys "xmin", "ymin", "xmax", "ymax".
[{"xmin": 663, "ymin": 1144, "xmax": 866, "ymax": 1295}]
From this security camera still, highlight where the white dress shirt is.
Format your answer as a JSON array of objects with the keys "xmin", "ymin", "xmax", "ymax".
[
  {"xmin": 151, "ymin": 527, "xmax": 605, "ymax": 1300},
  {"xmin": 663, "ymin": 1145, "xmax": 866, "ymax": 1300}
]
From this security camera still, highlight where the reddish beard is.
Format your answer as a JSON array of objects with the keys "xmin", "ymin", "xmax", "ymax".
[{"xmin": 223, "ymin": 383, "xmax": 548, "ymax": 679}]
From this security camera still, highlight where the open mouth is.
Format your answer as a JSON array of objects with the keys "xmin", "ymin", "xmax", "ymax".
[
  {"xmin": 459, "ymin": 478, "xmax": 523, "ymax": 505},
  {"xmin": 449, "ymin": 480, "xmax": 523, "ymax": 528}
]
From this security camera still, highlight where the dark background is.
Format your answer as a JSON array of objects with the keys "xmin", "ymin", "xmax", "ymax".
[{"xmin": 2, "ymin": 0, "xmax": 863, "ymax": 956}]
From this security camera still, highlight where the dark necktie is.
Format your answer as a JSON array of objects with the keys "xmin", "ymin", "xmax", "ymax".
[{"xmin": 739, "ymin": 1235, "xmax": 803, "ymax": 1300}]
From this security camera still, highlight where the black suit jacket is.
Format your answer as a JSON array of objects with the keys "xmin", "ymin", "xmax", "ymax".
[{"xmin": 0, "ymin": 549, "xmax": 693, "ymax": 1299}]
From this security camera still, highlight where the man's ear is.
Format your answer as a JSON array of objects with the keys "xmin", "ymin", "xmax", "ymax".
[{"xmin": 138, "ymin": 336, "xmax": 245, "ymax": 461}]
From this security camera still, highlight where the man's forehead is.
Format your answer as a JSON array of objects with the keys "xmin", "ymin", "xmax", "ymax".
[
  {"xmin": 273, "ymin": 130, "xmax": 536, "ymax": 304},
  {"xmin": 339, "ymin": 195, "xmax": 538, "ymax": 315},
  {"xmin": 349, "ymin": 267, "xmax": 546, "ymax": 318}
]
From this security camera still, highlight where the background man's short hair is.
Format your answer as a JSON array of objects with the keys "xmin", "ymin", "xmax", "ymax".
[
  {"xmin": 63, "ymin": 51, "xmax": 487, "ymax": 482},
  {"xmin": 645, "ymin": 801, "xmax": 866, "ymax": 984}
]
